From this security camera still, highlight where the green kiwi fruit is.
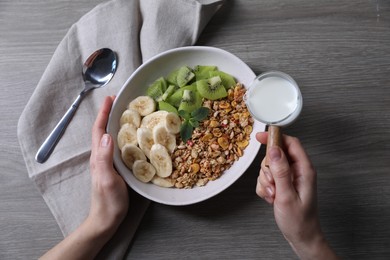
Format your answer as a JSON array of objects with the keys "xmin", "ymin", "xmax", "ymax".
[
  {"xmin": 166, "ymin": 68, "xmax": 180, "ymax": 85},
  {"xmin": 176, "ymin": 66, "xmax": 195, "ymax": 87},
  {"xmin": 194, "ymin": 65, "xmax": 217, "ymax": 80},
  {"xmin": 158, "ymin": 101, "xmax": 178, "ymax": 114},
  {"xmin": 166, "ymin": 89, "xmax": 183, "ymax": 108},
  {"xmin": 166, "ymin": 83, "xmax": 197, "ymax": 108},
  {"xmin": 161, "ymin": 84, "xmax": 177, "ymax": 101},
  {"xmin": 156, "ymin": 77, "xmax": 168, "ymax": 92},
  {"xmin": 178, "ymin": 89, "xmax": 202, "ymax": 113},
  {"xmin": 149, "ymin": 66, "xmax": 235, "ymax": 109},
  {"xmin": 208, "ymin": 70, "xmax": 236, "ymax": 89},
  {"xmin": 196, "ymin": 76, "xmax": 227, "ymax": 100},
  {"xmin": 146, "ymin": 77, "xmax": 167, "ymax": 101}
]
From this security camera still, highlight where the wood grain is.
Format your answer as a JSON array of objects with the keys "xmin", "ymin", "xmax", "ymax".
[{"xmin": 1, "ymin": 0, "xmax": 390, "ymax": 259}]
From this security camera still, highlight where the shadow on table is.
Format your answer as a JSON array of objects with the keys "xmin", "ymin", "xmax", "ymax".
[{"xmin": 288, "ymin": 105, "xmax": 390, "ymax": 258}]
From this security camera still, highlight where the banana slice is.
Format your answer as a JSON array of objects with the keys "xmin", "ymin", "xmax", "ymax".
[
  {"xmin": 117, "ymin": 123, "xmax": 138, "ymax": 150},
  {"xmin": 151, "ymin": 176, "xmax": 175, "ymax": 188},
  {"xmin": 140, "ymin": 110, "xmax": 168, "ymax": 129},
  {"xmin": 120, "ymin": 109, "xmax": 141, "ymax": 127},
  {"xmin": 149, "ymin": 144, "xmax": 172, "ymax": 178},
  {"xmin": 121, "ymin": 144, "xmax": 146, "ymax": 169},
  {"xmin": 165, "ymin": 112, "xmax": 181, "ymax": 134},
  {"xmin": 132, "ymin": 160, "xmax": 156, "ymax": 183},
  {"xmin": 137, "ymin": 127, "xmax": 154, "ymax": 159},
  {"xmin": 128, "ymin": 96, "xmax": 156, "ymax": 116},
  {"xmin": 153, "ymin": 124, "xmax": 176, "ymax": 153}
]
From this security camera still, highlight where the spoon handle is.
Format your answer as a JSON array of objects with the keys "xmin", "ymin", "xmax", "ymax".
[{"xmin": 35, "ymin": 94, "xmax": 84, "ymax": 163}]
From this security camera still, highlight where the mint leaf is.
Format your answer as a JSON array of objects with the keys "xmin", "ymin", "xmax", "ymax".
[
  {"xmin": 180, "ymin": 120, "xmax": 193, "ymax": 142},
  {"xmin": 189, "ymin": 118, "xmax": 199, "ymax": 128},
  {"xmin": 178, "ymin": 107, "xmax": 210, "ymax": 143},
  {"xmin": 191, "ymin": 107, "xmax": 210, "ymax": 121},
  {"xmin": 178, "ymin": 110, "xmax": 190, "ymax": 120}
]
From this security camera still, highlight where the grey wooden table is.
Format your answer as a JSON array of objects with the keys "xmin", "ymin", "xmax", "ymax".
[{"xmin": 1, "ymin": 0, "xmax": 390, "ymax": 259}]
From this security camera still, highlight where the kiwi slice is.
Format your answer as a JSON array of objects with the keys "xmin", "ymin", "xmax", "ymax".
[
  {"xmin": 161, "ymin": 84, "xmax": 177, "ymax": 101},
  {"xmin": 146, "ymin": 80, "xmax": 164, "ymax": 100},
  {"xmin": 194, "ymin": 65, "xmax": 217, "ymax": 80},
  {"xmin": 158, "ymin": 101, "xmax": 178, "ymax": 114},
  {"xmin": 178, "ymin": 89, "xmax": 202, "ymax": 113},
  {"xmin": 176, "ymin": 66, "xmax": 195, "ymax": 87},
  {"xmin": 167, "ymin": 68, "xmax": 180, "ymax": 86},
  {"xmin": 166, "ymin": 83, "xmax": 197, "ymax": 108},
  {"xmin": 166, "ymin": 89, "xmax": 183, "ymax": 108},
  {"xmin": 146, "ymin": 77, "xmax": 167, "ymax": 101},
  {"xmin": 196, "ymin": 76, "xmax": 227, "ymax": 100},
  {"xmin": 209, "ymin": 70, "xmax": 236, "ymax": 90}
]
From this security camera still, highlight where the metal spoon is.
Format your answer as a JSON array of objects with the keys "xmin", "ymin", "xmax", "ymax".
[{"xmin": 35, "ymin": 48, "xmax": 117, "ymax": 163}]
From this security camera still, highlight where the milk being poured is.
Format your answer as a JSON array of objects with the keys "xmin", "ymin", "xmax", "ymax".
[{"xmin": 246, "ymin": 74, "xmax": 301, "ymax": 125}]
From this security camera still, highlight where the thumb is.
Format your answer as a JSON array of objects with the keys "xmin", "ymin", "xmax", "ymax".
[
  {"xmin": 268, "ymin": 146, "xmax": 296, "ymax": 200},
  {"xmin": 95, "ymin": 134, "xmax": 114, "ymax": 172}
]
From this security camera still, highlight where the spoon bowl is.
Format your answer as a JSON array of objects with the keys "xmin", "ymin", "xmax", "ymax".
[
  {"xmin": 83, "ymin": 48, "xmax": 117, "ymax": 87},
  {"xmin": 35, "ymin": 48, "xmax": 117, "ymax": 163}
]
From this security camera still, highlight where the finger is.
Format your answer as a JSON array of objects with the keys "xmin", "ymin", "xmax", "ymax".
[
  {"xmin": 256, "ymin": 174, "xmax": 275, "ymax": 204},
  {"xmin": 283, "ymin": 136, "xmax": 317, "ymax": 200},
  {"xmin": 261, "ymin": 158, "xmax": 275, "ymax": 184},
  {"xmin": 260, "ymin": 170, "xmax": 275, "ymax": 196},
  {"xmin": 256, "ymin": 175, "xmax": 266, "ymax": 198},
  {"xmin": 94, "ymin": 133, "xmax": 115, "ymax": 174},
  {"xmin": 260, "ymin": 132, "xmax": 314, "ymax": 180},
  {"xmin": 283, "ymin": 136, "xmax": 314, "ymax": 176},
  {"xmin": 267, "ymin": 146, "xmax": 297, "ymax": 201},
  {"xmin": 256, "ymin": 132, "xmax": 268, "ymax": 144},
  {"xmin": 92, "ymin": 96, "xmax": 114, "ymax": 156},
  {"xmin": 258, "ymin": 134, "xmax": 275, "ymax": 184},
  {"xmin": 257, "ymin": 169, "xmax": 273, "ymax": 191}
]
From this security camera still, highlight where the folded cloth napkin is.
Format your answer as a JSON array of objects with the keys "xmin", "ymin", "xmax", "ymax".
[{"xmin": 17, "ymin": 0, "xmax": 223, "ymax": 258}]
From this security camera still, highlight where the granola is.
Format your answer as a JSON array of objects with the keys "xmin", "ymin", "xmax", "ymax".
[{"xmin": 170, "ymin": 83, "xmax": 254, "ymax": 188}]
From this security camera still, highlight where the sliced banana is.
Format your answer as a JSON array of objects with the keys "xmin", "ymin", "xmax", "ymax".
[
  {"xmin": 165, "ymin": 112, "xmax": 181, "ymax": 134},
  {"xmin": 140, "ymin": 110, "xmax": 168, "ymax": 129},
  {"xmin": 149, "ymin": 144, "xmax": 172, "ymax": 178},
  {"xmin": 128, "ymin": 96, "xmax": 156, "ymax": 116},
  {"xmin": 121, "ymin": 144, "xmax": 146, "ymax": 169},
  {"xmin": 120, "ymin": 109, "xmax": 141, "ymax": 127},
  {"xmin": 132, "ymin": 160, "xmax": 156, "ymax": 183},
  {"xmin": 151, "ymin": 176, "xmax": 175, "ymax": 188},
  {"xmin": 117, "ymin": 123, "xmax": 138, "ymax": 150},
  {"xmin": 153, "ymin": 124, "xmax": 176, "ymax": 153},
  {"xmin": 137, "ymin": 127, "xmax": 154, "ymax": 159}
]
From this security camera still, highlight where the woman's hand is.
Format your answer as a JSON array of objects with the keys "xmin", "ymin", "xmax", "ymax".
[
  {"xmin": 256, "ymin": 132, "xmax": 338, "ymax": 260},
  {"xmin": 40, "ymin": 96, "xmax": 129, "ymax": 260},
  {"xmin": 88, "ymin": 96, "xmax": 129, "ymax": 237}
]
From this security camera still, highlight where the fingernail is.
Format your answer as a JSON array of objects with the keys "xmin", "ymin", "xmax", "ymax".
[
  {"xmin": 269, "ymin": 147, "xmax": 281, "ymax": 162},
  {"xmin": 101, "ymin": 134, "xmax": 110, "ymax": 147}
]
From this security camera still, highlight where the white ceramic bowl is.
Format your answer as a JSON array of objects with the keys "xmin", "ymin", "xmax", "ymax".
[{"xmin": 107, "ymin": 46, "xmax": 266, "ymax": 205}]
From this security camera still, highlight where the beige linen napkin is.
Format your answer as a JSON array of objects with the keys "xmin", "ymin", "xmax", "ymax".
[{"xmin": 17, "ymin": 0, "xmax": 223, "ymax": 258}]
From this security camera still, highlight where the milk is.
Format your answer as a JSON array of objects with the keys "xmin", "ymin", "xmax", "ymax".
[{"xmin": 245, "ymin": 73, "xmax": 302, "ymax": 125}]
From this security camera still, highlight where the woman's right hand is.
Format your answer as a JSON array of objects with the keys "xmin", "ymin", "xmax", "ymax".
[{"xmin": 256, "ymin": 132, "xmax": 338, "ymax": 260}]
